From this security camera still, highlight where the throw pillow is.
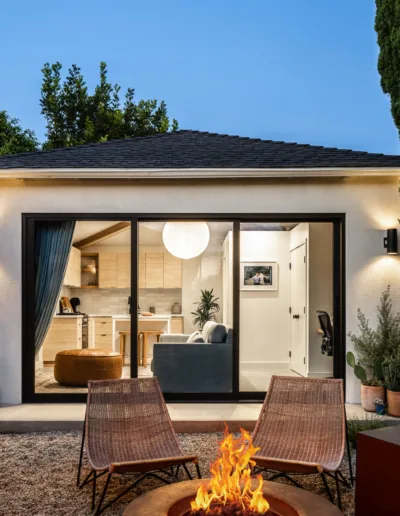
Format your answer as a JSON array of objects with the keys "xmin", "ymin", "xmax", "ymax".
[
  {"xmin": 207, "ymin": 323, "xmax": 227, "ymax": 344},
  {"xmin": 187, "ymin": 331, "xmax": 205, "ymax": 343}
]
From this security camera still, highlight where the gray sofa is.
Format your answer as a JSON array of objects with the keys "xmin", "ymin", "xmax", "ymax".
[{"xmin": 152, "ymin": 321, "xmax": 233, "ymax": 393}]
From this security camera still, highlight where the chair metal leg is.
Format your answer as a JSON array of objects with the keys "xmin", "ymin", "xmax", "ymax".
[
  {"xmin": 195, "ymin": 462, "xmax": 202, "ymax": 479},
  {"xmin": 77, "ymin": 416, "xmax": 86, "ymax": 486},
  {"xmin": 94, "ymin": 473, "xmax": 112, "ymax": 516},
  {"xmin": 91, "ymin": 472, "xmax": 97, "ymax": 511},
  {"xmin": 320, "ymin": 473, "xmax": 334, "ymax": 504},
  {"xmin": 345, "ymin": 411, "xmax": 354, "ymax": 486},
  {"xmin": 334, "ymin": 472, "xmax": 342, "ymax": 511},
  {"xmin": 183, "ymin": 463, "xmax": 193, "ymax": 480}
]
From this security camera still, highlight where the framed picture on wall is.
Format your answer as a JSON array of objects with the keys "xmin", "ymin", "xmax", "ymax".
[{"xmin": 240, "ymin": 262, "xmax": 278, "ymax": 291}]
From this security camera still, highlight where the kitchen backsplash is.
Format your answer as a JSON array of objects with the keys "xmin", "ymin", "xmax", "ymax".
[{"xmin": 65, "ymin": 287, "xmax": 182, "ymax": 315}]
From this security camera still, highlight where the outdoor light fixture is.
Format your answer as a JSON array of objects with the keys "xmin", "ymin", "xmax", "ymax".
[
  {"xmin": 384, "ymin": 229, "xmax": 398, "ymax": 255},
  {"xmin": 162, "ymin": 221, "xmax": 210, "ymax": 259}
]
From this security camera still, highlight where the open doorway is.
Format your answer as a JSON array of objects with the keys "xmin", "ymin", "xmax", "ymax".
[{"xmin": 239, "ymin": 222, "xmax": 334, "ymax": 392}]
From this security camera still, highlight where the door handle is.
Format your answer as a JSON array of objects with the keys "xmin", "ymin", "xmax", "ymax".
[{"xmin": 292, "ymin": 314, "xmax": 300, "ymax": 319}]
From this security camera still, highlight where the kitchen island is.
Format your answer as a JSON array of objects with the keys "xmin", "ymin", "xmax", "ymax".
[{"xmin": 87, "ymin": 313, "xmax": 184, "ymax": 352}]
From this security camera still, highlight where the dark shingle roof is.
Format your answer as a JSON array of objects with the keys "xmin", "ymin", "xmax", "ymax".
[{"xmin": 0, "ymin": 130, "xmax": 400, "ymax": 170}]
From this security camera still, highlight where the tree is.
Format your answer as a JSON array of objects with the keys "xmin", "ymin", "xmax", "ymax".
[
  {"xmin": 0, "ymin": 110, "xmax": 38, "ymax": 155},
  {"xmin": 375, "ymin": 1, "xmax": 400, "ymax": 137},
  {"xmin": 40, "ymin": 62, "xmax": 178, "ymax": 149}
]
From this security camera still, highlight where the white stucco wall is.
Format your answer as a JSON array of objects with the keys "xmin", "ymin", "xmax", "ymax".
[{"xmin": 0, "ymin": 176, "xmax": 399, "ymax": 404}]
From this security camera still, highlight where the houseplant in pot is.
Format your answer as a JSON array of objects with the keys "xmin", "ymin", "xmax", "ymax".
[
  {"xmin": 347, "ymin": 351, "xmax": 384, "ymax": 412},
  {"xmin": 191, "ymin": 289, "xmax": 220, "ymax": 331},
  {"xmin": 383, "ymin": 352, "xmax": 400, "ymax": 417},
  {"xmin": 348, "ymin": 286, "xmax": 400, "ymax": 412}
]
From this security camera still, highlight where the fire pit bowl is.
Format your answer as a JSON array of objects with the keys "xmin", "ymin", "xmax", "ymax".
[{"xmin": 123, "ymin": 479, "xmax": 342, "ymax": 516}]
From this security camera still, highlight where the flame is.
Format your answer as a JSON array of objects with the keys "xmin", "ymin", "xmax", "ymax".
[{"xmin": 191, "ymin": 426, "xmax": 270, "ymax": 515}]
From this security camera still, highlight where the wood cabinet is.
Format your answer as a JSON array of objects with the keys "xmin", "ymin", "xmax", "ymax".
[
  {"xmin": 89, "ymin": 317, "xmax": 113, "ymax": 350},
  {"xmin": 117, "ymin": 253, "xmax": 131, "ymax": 288},
  {"xmin": 42, "ymin": 317, "xmax": 82, "ymax": 362},
  {"xmin": 170, "ymin": 317, "xmax": 183, "ymax": 334},
  {"xmin": 163, "ymin": 252, "xmax": 182, "ymax": 288},
  {"xmin": 64, "ymin": 247, "xmax": 81, "ymax": 287},
  {"xmin": 145, "ymin": 253, "xmax": 164, "ymax": 288},
  {"xmin": 98, "ymin": 253, "xmax": 118, "ymax": 288},
  {"xmin": 97, "ymin": 250, "xmax": 181, "ymax": 290}
]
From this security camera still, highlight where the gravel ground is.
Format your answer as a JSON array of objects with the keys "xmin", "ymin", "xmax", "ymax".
[{"xmin": 0, "ymin": 431, "xmax": 355, "ymax": 515}]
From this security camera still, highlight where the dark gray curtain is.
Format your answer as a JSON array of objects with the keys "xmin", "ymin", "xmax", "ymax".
[{"xmin": 35, "ymin": 221, "xmax": 75, "ymax": 354}]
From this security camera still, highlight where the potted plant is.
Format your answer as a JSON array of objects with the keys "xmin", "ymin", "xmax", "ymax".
[
  {"xmin": 374, "ymin": 397, "xmax": 386, "ymax": 415},
  {"xmin": 191, "ymin": 289, "xmax": 220, "ymax": 331},
  {"xmin": 348, "ymin": 287, "xmax": 400, "ymax": 412},
  {"xmin": 347, "ymin": 351, "xmax": 384, "ymax": 412},
  {"xmin": 383, "ymin": 353, "xmax": 400, "ymax": 417}
]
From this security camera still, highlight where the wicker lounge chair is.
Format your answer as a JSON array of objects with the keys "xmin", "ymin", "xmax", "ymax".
[
  {"xmin": 77, "ymin": 378, "xmax": 201, "ymax": 515},
  {"xmin": 251, "ymin": 376, "xmax": 353, "ymax": 510}
]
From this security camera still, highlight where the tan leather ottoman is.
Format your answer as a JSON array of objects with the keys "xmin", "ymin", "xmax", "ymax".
[{"xmin": 54, "ymin": 349, "xmax": 122, "ymax": 386}]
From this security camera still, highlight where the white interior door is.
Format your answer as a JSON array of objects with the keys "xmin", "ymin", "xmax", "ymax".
[{"xmin": 290, "ymin": 243, "xmax": 307, "ymax": 376}]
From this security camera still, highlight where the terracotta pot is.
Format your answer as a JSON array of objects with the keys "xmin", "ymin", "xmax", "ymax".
[
  {"xmin": 361, "ymin": 385, "xmax": 385, "ymax": 412},
  {"xmin": 387, "ymin": 389, "xmax": 400, "ymax": 417}
]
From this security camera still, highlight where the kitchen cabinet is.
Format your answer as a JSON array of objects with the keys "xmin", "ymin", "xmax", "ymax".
[
  {"xmin": 170, "ymin": 316, "xmax": 183, "ymax": 334},
  {"xmin": 64, "ymin": 247, "xmax": 81, "ymax": 287},
  {"xmin": 89, "ymin": 317, "xmax": 113, "ymax": 349},
  {"xmin": 145, "ymin": 253, "xmax": 164, "ymax": 288},
  {"xmin": 98, "ymin": 253, "xmax": 118, "ymax": 288},
  {"xmin": 117, "ymin": 253, "xmax": 131, "ymax": 288},
  {"xmin": 42, "ymin": 317, "xmax": 82, "ymax": 362},
  {"xmin": 163, "ymin": 251, "xmax": 182, "ymax": 288}
]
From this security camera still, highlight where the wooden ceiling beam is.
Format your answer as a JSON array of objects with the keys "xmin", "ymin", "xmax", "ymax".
[{"xmin": 74, "ymin": 222, "xmax": 131, "ymax": 250}]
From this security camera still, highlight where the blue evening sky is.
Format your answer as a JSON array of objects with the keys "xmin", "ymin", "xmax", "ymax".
[{"xmin": 1, "ymin": 0, "xmax": 398, "ymax": 154}]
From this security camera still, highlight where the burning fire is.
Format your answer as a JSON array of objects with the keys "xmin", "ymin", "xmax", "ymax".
[{"xmin": 190, "ymin": 427, "xmax": 270, "ymax": 515}]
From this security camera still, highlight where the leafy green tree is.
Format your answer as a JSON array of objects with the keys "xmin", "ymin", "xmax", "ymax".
[
  {"xmin": 0, "ymin": 110, "xmax": 38, "ymax": 155},
  {"xmin": 375, "ymin": 1, "xmax": 400, "ymax": 136},
  {"xmin": 40, "ymin": 61, "xmax": 178, "ymax": 149}
]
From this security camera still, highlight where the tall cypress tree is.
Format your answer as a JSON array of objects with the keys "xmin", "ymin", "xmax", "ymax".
[{"xmin": 375, "ymin": 0, "xmax": 400, "ymax": 137}]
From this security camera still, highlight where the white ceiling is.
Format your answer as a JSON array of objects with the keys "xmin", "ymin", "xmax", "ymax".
[{"xmin": 72, "ymin": 221, "xmax": 299, "ymax": 249}]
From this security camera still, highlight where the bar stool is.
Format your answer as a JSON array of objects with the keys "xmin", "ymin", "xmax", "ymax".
[
  {"xmin": 141, "ymin": 330, "xmax": 164, "ymax": 368},
  {"xmin": 119, "ymin": 331, "xmax": 144, "ymax": 366}
]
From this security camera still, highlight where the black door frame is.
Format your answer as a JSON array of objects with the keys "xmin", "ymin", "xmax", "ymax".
[{"xmin": 22, "ymin": 213, "xmax": 346, "ymax": 403}]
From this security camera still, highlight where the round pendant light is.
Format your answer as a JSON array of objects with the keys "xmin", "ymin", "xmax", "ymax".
[{"xmin": 162, "ymin": 222, "xmax": 210, "ymax": 259}]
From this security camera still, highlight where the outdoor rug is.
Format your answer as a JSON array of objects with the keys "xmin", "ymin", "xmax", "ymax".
[{"xmin": 0, "ymin": 431, "xmax": 355, "ymax": 515}]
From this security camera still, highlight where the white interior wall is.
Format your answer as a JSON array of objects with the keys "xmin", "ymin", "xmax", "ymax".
[
  {"xmin": 1, "ymin": 177, "xmax": 400, "ymax": 403},
  {"xmin": 239, "ymin": 231, "xmax": 291, "ymax": 370}
]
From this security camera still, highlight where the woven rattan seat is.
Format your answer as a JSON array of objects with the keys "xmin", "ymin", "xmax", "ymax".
[
  {"xmin": 77, "ymin": 378, "xmax": 200, "ymax": 514},
  {"xmin": 251, "ymin": 376, "xmax": 352, "ymax": 509}
]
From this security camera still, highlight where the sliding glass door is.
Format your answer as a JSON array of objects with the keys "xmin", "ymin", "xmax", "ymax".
[
  {"xmin": 137, "ymin": 220, "xmax": 234, "ymax": 394},
  {"xmin": 23, "ymin": 214, "xmax": 344, "ymax": 402}
]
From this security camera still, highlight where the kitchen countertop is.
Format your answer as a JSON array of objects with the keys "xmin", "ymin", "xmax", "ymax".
[
  {"xmin": 54, "ymin": 314, "xmax": 83, "ymax": 318},
  {"xmin": 87, "ymin": 313, "xmax": 184, "ymax": 318}
]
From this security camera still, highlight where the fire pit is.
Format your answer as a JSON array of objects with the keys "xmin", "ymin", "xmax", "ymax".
[
  {"xmin": 123, "ymin": 479, "xmax": 342, "ymax": 516},
  {"xmin": 123, "ymin": 428, "xmax": 341, "ymax": 516}
]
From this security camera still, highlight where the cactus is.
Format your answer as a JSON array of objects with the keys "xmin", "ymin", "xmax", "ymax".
[{"xmin": 347, "ymin": 351, "xmax": 368, "ymax": 384}]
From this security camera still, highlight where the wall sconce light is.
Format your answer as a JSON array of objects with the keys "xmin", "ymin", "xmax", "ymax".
[{"xmin": 384, "ymin": 229, "xmax": 398, "ymax": 255}]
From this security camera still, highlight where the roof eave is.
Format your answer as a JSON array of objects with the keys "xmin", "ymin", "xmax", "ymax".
[{"xmin": 0, "ymin": 167, "xmax": 399, "ymax": 179}]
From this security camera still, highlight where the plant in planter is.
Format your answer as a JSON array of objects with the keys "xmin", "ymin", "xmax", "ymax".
[
  {"xmin": 383, "ymin": 352, "xmax": 400, "ymax": 417},
  {"xmin": 374, "ymin": 397, "xmax": 386, "ymax": 416},
  {"xmin": 347, "ymin": 286, "xmax": 400, "ymax": 412},
  {"xmin": 346, "ymin": 351, "xmax": 384, "ymax": 412},
  {"xmin": 191, "ymin": 289, "xmax": 220, "ymax": 331}
]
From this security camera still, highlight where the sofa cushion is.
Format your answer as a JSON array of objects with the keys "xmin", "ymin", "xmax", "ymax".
[
  {"xmin": 225, "ymin": 328, "xmax": 233, "ymax": 345},
  {"xmin": 187, "ymin": 331, "xmax": 205, "ymax": 343}
]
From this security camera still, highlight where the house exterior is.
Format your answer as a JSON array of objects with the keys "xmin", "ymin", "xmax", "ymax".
[{"xmin": 0, "ymin": 130, "xmax": 399, "ymax": 405}]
